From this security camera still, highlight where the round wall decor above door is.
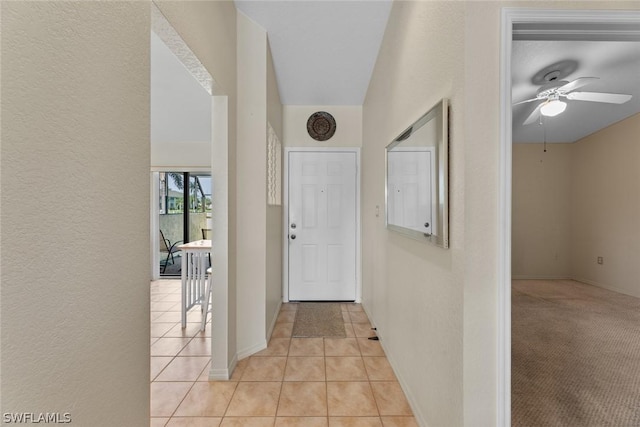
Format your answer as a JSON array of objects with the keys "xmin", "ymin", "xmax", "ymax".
[{"xmin": 306, "ymin": 111, "xmax": 336, "ymax": 141}]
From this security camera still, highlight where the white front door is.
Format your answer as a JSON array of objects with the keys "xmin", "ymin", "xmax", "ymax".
[
  {"xmin": 387, "ymin": 149, "xmax": 434, "ymax": 235},
  {"xmin": 287, "ymin": 151, "xmax": 357, "ymax": 301}
]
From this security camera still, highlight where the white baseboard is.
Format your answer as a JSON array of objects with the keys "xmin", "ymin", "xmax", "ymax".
[
  {"xmin": 513, "ymin": 275, "xmax": 640, "ymax": 299},
  {"xmin": 231, "ymin": 302, "xmax": 282, "ymax": 364},
  {"xmin": 208, "ymin": 353, "xmax": 237, "ymax": 381},
  {"xmin": 237, "ymin": 340, "xmax": 267, "ymax": 361},
  {"xmin": 267, "ymin": 300, "xmax": 283, "ymax": 340},
  {"xmin": 572, "ymin": 277, "xmax": 640, "ymax": 299},
  {"xmin": 360, "ymin": 303, "xmax": 427, "ymax": 427},
  {"xmin": 512, "ymin": 275, "xmax": 571, "ymax": 280}
]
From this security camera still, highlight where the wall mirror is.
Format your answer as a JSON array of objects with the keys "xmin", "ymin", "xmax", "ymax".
[{"xmin": 385, "ymin": 98, "xmax": 449, "ymax": 248}]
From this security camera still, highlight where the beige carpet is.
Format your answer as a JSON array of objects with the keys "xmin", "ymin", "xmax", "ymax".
[
  {"xmin": 512, "ymin": 279, "xmax": 640, "ymax": 427},
  {"xmin": 292, "ymin": 302, "xmax": 346, "ymax": 338}
]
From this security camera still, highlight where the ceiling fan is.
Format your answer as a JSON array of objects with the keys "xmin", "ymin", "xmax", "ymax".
[{"xmin": 514, "ymin": 72, "xmax": 633, "ymax": 125}]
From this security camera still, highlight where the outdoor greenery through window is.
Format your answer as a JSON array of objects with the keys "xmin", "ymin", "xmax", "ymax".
[
  {"xmin": 159, "ymin": 172, "xmax": 212, "ymax": 276},
  {"xmin": 161, "ymin": 172, "xmax": 211, "ymax": 214}
]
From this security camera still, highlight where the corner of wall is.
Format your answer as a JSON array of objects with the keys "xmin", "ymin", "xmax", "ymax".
[
  {"xmin": 266, "ymin": 28, "xmax": 285, "ymax": 336},
  {"xmin": 236, "ymin": 11, "xmax": 270, "ymax": 355}
]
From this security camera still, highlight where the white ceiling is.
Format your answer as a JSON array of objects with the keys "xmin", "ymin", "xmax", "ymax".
[
  {"xmin": 512, "ymin": 40, "xmax": 640, "ymax": 143},
  {"xmin": 237, "ymin": 3, "xmax": 640, "ymax": 142},
  {"xmin": 235, "ymin": 0, "xmax": 392, "ymax": 105},
  {"xmin": 153, "ymin": 3, "xmax": 640, "ymax": 144}
]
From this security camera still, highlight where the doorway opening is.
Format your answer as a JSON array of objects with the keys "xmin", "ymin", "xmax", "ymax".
[
  {"xmin": 150, "ymin": 2, "xmax": 233, "ymax": 390},
  {"xmin": 157, "ymin": 172, "xmax": 212, "ymax": 276},
  {"xmin": 500, "ymin": 8, "xmax": 640, "ymax": 427}
]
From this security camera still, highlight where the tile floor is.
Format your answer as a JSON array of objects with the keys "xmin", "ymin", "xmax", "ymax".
[{"xmin": 150, "ymin": 280, "xmax": 418, "ymax": 427}]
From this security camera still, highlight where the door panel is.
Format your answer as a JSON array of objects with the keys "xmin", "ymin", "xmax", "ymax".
[
  {"xmin": 387, "ymin": 150, "xmax": 433, "ymax": 235},
  {"xmin": 288, "ymin": 151, "xmax": 357, "ymax": 301},
  {"xmin": 302, "ymin": 184, "xmax": 318, "ymax": 227}
]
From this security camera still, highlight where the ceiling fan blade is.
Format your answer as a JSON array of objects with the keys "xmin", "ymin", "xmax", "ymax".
[
  {"xmin": 522, "ymin": 102, "xmax": 544, "ymax": 125},
  {"xmin": 566, "ymin": 91, "xmax": 632, "ymax": 104},
  {"xmin": 513, "ymin": 97, "xmax": 540, "ymax": 106},
  {"xmin": 557, "ymin": 77, "xmax": 599, "ymax": 93}
]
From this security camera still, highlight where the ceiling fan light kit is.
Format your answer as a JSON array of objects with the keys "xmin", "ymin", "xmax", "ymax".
[
  {"xmin": 514, "ymin": 74, "xmax": 633, "ymax": 125},
  {"xmin": 540, "ymin": 99, "xmax": 567, "ymax": 117}
]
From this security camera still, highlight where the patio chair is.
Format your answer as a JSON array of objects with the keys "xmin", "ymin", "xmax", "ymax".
[
  {"xmin": 202, "ymin": 228, "xmax": 212, "ymax": 266},
  {"xmin": 201, "ymin": 228, "xmax": 211, "ymax": 239},
  {"xmin": 160, "ymin": 230, "xmax": 182, "ymax": 274}
]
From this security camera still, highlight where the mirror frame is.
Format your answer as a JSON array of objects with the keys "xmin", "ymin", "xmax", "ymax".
[{"xmin": 385, "ymin": 98, "xmax": 449, "ymax": 248}]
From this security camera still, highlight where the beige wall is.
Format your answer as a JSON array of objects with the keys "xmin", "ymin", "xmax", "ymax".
[
  {"xmin": 364, "ymin": 1, "xmax": 638, "ymax": 426},
  {"xmin": 283, "ymin": 105, "xmax": 362, "ymax": 147},
  {"xmin": 362, "ymin": 2, "xmax": 465, "ymax": 426},
  {"xmin": 1, "ymin": 2, "xmax": 150, "ymax": 424},
  {"xmin": 266, "ymin": 41, "xmax": 284, "ymax": 337},
  {"xmin": 236, "ymin": 12, "xmax": 284, "ymax": 356},
  {"xmin": 155, "ymin": 0, "xmax": 239, "ymax": 371},
  {"xmin": 268, "ymin": 43, "xmax": 284, "ymax": 141},
  {"xmin": 3, "ymin": 1, "xmax": 637, "ymax": 424},
  {"xmin": 571, "ymin": 113, "xmax": 640, "ymax": 297},
  {"xmin": 460, "ymin": 3, "xmax": 638, "ymax": 425},
  {"xmin": 151, "ymin": 141, "xmax": 211, "ymax": 168},
  {"xmin": 463, "ymin": 5, "xmax": 501, "ymax": 423},
  {"xmin": 2, "ymin": 2, "xmax": 242, "ymax": 421},
  {"xmin": 236, "ymin": 11, "xmax": 268, "ymax": 356},
  {"xmin": 513, "ymin": 113, "xmax": 640, "ymax": 298},
  {"xmin": 512, "ymin": 144, "xmax": 573, "ymax": 279},
  {"xmin": 157, "ymin": 1, "xmax": 283, "ymax": 370}
]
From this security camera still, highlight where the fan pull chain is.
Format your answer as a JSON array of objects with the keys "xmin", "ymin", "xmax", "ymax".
[{"xmin": 543, "ymin": 118, "xmax": 547, "ymax": 153}]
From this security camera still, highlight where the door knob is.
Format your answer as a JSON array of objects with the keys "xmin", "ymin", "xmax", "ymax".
[
  {"xmin": 291, "ymin": 223, "xmax": 297, "ymax": 229},
  {"xmin": 424, "ymin": 222, "xmax": 430, "ymax": 228},
  {"xmin": 290, "ymin": 234, "xmax": 296, "ymax": 240}
]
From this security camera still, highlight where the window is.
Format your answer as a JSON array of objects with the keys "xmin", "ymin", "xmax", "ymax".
[{"xmin": 158, "ymin": 172, "xmax": 212, "ymax": 276}]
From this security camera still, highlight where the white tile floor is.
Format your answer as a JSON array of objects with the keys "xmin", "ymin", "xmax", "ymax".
[{"xmin": 150, "ymin": 279, "xmax": 418, "ymax": 427}]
